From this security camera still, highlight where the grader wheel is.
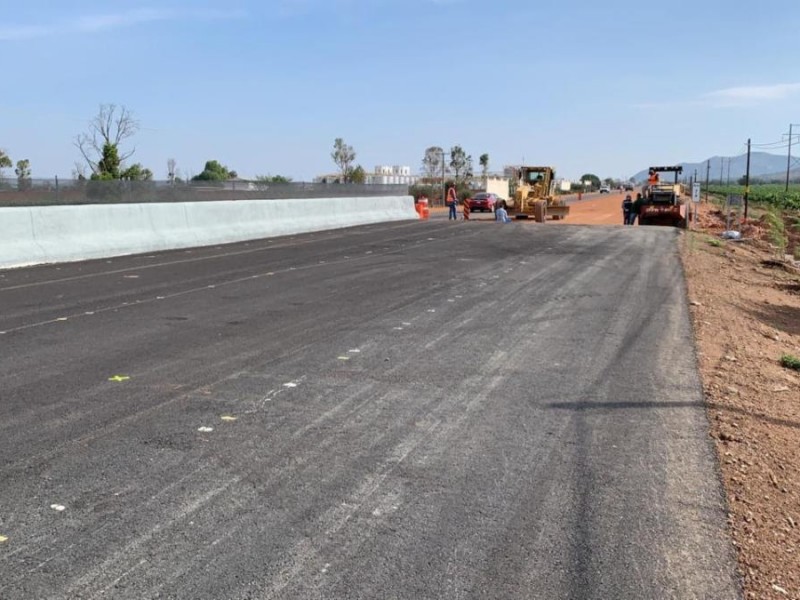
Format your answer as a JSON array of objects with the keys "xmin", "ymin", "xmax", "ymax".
[{"xmin": 533, "ymin": 201, "xmax": 547, "ymax": 223}]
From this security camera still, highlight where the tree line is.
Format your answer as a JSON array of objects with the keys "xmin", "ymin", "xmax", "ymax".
[
  {"xmin": 1, "ymin": 104, "xmax": 294, "ymax": 188},
  {"xmin": 0, "ymin": 150, "xmax": 31, "ymax": 190}
]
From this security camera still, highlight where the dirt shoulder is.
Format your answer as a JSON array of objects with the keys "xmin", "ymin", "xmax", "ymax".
[{"xmin": 682, "ymin": 203, "xmax": 800, "ymax": 599}]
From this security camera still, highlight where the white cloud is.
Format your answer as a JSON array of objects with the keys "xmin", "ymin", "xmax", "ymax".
[
  {"xmin": 633, "ymin": 82, "xmax": 800, "ymax": 110},
  {"xmin": 0, "ymin": 8, "xmax": 244, "ymax": 41},
  {"xmin": 703, "ymin": 83, "xmax": 800, "ymax": 106}
]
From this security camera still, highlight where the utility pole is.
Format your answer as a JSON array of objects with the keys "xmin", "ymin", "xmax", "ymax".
[
  {"xmin": 705, "ymin": 160, "xmax": 710, "ymax": 202},
  {"xmin": 744, "ymin": 138, "xmax": 751, "ymax": 220},
  {"xmin": 441, "ymin": 150, "xmax": 446, "ymax": 208},
  {"xmin": 785, "ymin": 124, "xmax": 800, "ymax": 192},
  {"xmin": 726, "ymin": 157, "xmax": 731, "ymax": 186},
  {"xmin": 719, "ymin": 157, "xmax": 723, "ymax": 185}
]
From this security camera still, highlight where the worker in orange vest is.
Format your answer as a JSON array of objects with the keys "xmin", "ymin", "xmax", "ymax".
[{"xmin": 446, "ymin": 185, "xmax": 458, "ymax": 221}]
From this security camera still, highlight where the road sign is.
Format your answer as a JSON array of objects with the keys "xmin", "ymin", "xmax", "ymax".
[{"xmin": 691, "ymin": 183, "xmax": 701, "ymax": 203}]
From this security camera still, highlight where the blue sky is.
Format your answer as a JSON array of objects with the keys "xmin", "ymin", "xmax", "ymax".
[{"xmin": 2, "ymin": 0, "xmax": 800, "ymax": 181}]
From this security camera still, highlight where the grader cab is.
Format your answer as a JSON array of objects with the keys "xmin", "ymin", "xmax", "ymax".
[{"xmin": 507, "ymin": 166, "xmax": 569, "ymax": 222}]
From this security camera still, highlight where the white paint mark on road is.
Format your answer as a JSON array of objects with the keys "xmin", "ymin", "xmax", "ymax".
[
  {"xmin": 84, "ymin": 311, "xmax": 95, "ymax": 315},
  {"xmin": 56, "ymin": 317, "xmax": 68, "ymax": 322},
  {"xmin": 427, "ymin": 309, "xmax": 436, "ymax": 313},
  {"xmin": 50, "ymin": 504, "xmax": 66, "ymax": 512},
  {"xmin": 283, "ymin": 382, "xmax": 298, "ymax": 388},
  {"xmin": 207, "ymin": 285, "xmax": 216, "ymax": 289},
  {"xmin": 455, "ymin": 295, "xmax": 463, "ymax": 299},
  {"xmin": 197, "ymin": 427, "xmax": 214, "ymax": 433},
  {"xmin": 348, "ymin": 348, "xmax": 361, "ymax": 354},
  {"xmin": 402, "ymin": 322, "xmax": 411, "ymax": 326},
  {"xmin": 393, "ymin": 327, "xmax": 404, "ymax": 331},
  {"xmin": 220, "ymin": 416, "xmax": 237, "ymax": 422},
  {"xmin": 447, "ymin": 299, "xmax": 455, "ymax": 303},
  {"xmin": 337, "ymin": 356, "xmax": 351, "ymax": 361},
  {"xmin": 321, "ymin": 563, "xmax": 331, "ymax": 574},
  {"xmin": 123, "ymin": 275, "xmax": 139, "ymax": 279}
]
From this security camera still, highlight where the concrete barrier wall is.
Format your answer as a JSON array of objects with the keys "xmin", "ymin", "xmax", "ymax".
[{"xmin": 0, "ymin": 196, "xmax": 418, "ymax": 269}]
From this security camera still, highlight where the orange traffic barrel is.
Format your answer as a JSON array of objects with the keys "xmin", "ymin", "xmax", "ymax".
[{"xmin": 416, "ymin": 197, "xmax": 430, "ymax": 220}]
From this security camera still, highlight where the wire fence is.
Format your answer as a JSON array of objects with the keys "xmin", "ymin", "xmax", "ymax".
[{"xmin": 0, "ymin": 178, "xmax": 411, "ymax": 207}]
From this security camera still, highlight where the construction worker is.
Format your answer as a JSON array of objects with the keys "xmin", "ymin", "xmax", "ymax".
[
  {"xmin": 648, "ymin": 169, "xmax": 660, "ymax": 185},
  {"xmin": 495, "ymin": 200, "xmax": 511, "ymax": 223},
  {"xmin": 446, "ymin": 184, "xmax": 458, "ymax": 221},
  {"xmin": 630, "ymin": 193, "xmax": 644, "ymax": 225},
  {"xmin": 622, "ymin": 194, "xmax": 633, "ymax": 225}
]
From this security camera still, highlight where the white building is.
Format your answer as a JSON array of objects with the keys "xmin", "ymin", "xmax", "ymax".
[
  {"xmin": 366, "ymin": 165, "xmax": 419, "ymax": 185},
  {"xmin": 313, "ymin": 165, "xmax": 419, "ymax": 185}
]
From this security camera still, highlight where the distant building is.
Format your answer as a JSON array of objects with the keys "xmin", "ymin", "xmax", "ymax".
[
  {"xmin": 365, "ymin": 165, "xmax": 419, "ymax": 185},
  {"xmin": 314, "ymin": 165, "xmax": 419, "ymax": 185},
  {"xmin": 313, "ymin": 173, "xmax": 342, "ymax": 184}
]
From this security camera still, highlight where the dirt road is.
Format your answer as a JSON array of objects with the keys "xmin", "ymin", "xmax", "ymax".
[{"xmin": 559, "ymin": 191, "xmax": 632, "ymax": 226}]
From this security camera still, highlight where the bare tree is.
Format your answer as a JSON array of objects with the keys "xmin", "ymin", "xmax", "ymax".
[
  {"xmin": 331, "ymin": 138, "xmax": 356, "ymax": 183},
  {"xmin": 167, "ymin": 158, "xmax": 177, "ymax": 184},
  {"xmin": 74, "ymin": 104, "xmax": 140, "ymax": 175},
  {"xmin": 422, "ymin": 146, "xmax": 445, "ymax": 181},
  {"xmin": 72, "ymin": 161, "xmax": 88, "ymax": 180},
  {"xmin": 449, "ymin": 145, "xmax": 468, "ymax": 182}
]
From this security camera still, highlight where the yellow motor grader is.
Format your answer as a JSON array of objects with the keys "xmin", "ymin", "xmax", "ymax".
[{"xmin": 506, "ymin": 166, "xmax": 569, "ymax": 222}]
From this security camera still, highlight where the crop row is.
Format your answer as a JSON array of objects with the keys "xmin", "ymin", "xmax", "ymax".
[{"xmin": 707, "ymin": 185, "xmax": 800, "ymax": 210}]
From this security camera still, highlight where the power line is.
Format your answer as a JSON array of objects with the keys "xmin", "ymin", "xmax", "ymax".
[{"xmin": 751, "ymin": 140, "xmax": 798, "ymax": 149}]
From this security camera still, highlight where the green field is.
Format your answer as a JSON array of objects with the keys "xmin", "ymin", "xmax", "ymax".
[{"xmin": 707, "ymin": 184, "xmax": 800, "ymax": 210}]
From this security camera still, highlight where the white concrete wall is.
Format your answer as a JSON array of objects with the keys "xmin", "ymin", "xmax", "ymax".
[
  {"xmin": 0, "ymin": 195, "xmax": 417, "ymax": 270},
  {"xmin": 484, "ymin": 177, "xmax": 510, "ymax": 199}
]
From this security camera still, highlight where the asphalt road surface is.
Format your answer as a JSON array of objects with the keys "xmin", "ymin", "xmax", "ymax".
[{"xmin": 0, "ymin": 220, "xmax": 741, "ymax": 599}]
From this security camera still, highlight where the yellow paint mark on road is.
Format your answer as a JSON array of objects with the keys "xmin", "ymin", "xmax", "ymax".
[
  {"xmin": 220, "ymin": 416, "xmax": 237, "ymax": 422},
  {"xmin": 108, "ymin": 375, "xmax": 130, "ymax": 382},
  {"xmin": 337, "ymin": 356, "xmax": 350, "ymax": 361},
  {"xmin": 0, "ymin": 535, "xmax": 7, "ymax": 543}
]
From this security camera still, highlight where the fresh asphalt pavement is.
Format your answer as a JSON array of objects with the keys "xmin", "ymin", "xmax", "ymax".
[{"xmin": 0, "ymin": 220, "xmax": 741, "ymax": 599}]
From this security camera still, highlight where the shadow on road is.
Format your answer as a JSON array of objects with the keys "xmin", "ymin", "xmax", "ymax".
[{"xmin": 544, "ymin": 399, "xmax": 800, "ymax": 430}]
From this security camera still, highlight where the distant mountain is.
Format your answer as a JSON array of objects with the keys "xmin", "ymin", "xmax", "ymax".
[{"xmin": 631, "ymin": 152, "xmax": 793, "ymax": 184}]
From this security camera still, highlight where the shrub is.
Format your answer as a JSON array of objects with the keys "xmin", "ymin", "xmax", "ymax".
[{"xmin": 780, "ymin": 354, "xmax": 800, "ymax": 371}]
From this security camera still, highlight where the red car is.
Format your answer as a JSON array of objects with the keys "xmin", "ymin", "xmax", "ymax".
[{"xmin": 465, "ymin": 192, "xmax": 500, "ymax": 213}]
